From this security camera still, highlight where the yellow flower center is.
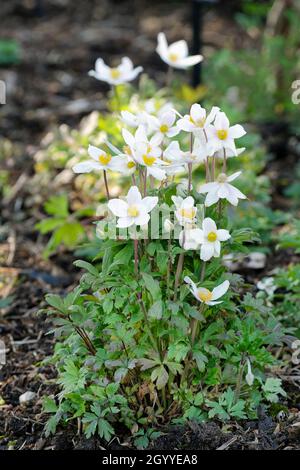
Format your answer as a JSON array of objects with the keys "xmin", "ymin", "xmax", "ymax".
[
  {"xmin": 127, "ymin": 161, "xmax": 136, "ymax": 169},
  {"xmin": 127, "ymin": 205, "xmax": 139, "ymax": 217},
  {"xmin": 99, "ymin": 153, "xmax": 112, "ymax": 165},
  {"xmin": 189, "ymin": 116, "xmax": 206, "ymax": 128},
  {"xmin": 110, "ymin": 68, "xmax": 121, "ymax": 79},
  {"xmin": 217, "ymin": 129, "xmax": 228, "ymax": 140},
  {"xmin": 198, "ymin": 289, "xmax": 213, "ymax": 303},
  {"xmin": 169, "ymin": 53, "xmax": 178, "ymax": 62},
  {"xmin": 143, "ymin": 154, "xmax": 156, "ymax": 166},
  {"xmin": 217, "ymin": 173, "xmax": 227, "ymax": 183},
  {"xmin": 207, "ymin": 231, "xmax": 217, "ymax": 242},
  {"xmin": 180, "ymin": 208, "xmax": 196, "ymax": 219},
  {"xmin": 123, "ymin": 145, "xmax": 132, "ymax": 156},
  {"xmin": 160, "ymin": 124, "xmax": 169, "ymax": 133}
]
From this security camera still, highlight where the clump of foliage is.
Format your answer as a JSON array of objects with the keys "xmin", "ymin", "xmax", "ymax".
[{"xmin": 41, "ymin": 32, "xmax": 289, "ymax": 447}]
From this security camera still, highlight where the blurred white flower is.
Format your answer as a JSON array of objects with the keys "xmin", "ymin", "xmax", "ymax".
[
  {"xmin": 73, "ymin": 144, "xmax": 128, "ymax": 174},
  {"xmin": 89, "ymin": 57, "xmax": 143, "ymax": 85},
  {"xmin": 179, "ymin": 228, "xmax": 200, "ymax": 250},
  {"xmin": 121, "ymin": 110, "xmax": 149, "ymax": 129},
  {"xmin": 156, "ymin": 32, "xmax": 203, "ymax": 69},
  {"xmin": 177, "ymin": 104, "xmax": 219, "ymax": 135},
  {"xmin": 148, "ymin": 110, "xmax": 179, "ymax": 140},
  {"xmin": 184, "ymin": 277, "xmax": 230, "ymax": 305},
  {"xmin": 108, "ymin": 186, "xmax": 158, "ymax": 228},
  {"xmin": 257, "ymin": 277, "xmax": 276, "ymax": 296},
  {"xmin": 199, "ymin": 171, "xmax": 247, "ymax": 207}
]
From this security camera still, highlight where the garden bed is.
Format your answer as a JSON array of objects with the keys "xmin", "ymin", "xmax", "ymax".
[{"xmin": 1, "ymin": 0, "xmax": 300, "ymax": 451}]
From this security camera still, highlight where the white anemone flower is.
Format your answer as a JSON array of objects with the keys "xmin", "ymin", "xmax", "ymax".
[
  {"xmin": 89, "ymin": 57, "xmax": 143, "ymax": 85},
  {"xmin": 156, "ymin": 33, "xmax": 203, "ymax": 69},
  {"xmin": 190, "ymin": 217, "xmax": 230, "ymax": 261},
  {"xmin": 73, "ymin": 144, "xmax": 128, "ymax": 174},
  {"xmin": 206, "ymin": 111, "xmax": 246, "ymax": 156},
  {"xmin": 199, "ymin": 171, "xmax": 247, "ymax": 207},
  {"xmin": 121, "ymin": 110, "xmax": 149, "ymax": 129},
  {"xmin": 184, "ymin": 276, "xmax": 230, "ymax": 305},
  {"xmin": 164, "ymin": 139, "xmax": 207, "ymax": 166},
  {"xmin": 147, "ymin": 110, "xmax": 179, "ymax": 140},
  {"xmin": 177, "ymin": 104, "xmax": 220, "ymax": 134},
  {"xmin": 134, "ymin": 141, "xmax": 166, "ymax": 181},
  {"xmin": 172, "ymin": 196, "xmax": 197, "ymax": 226},
  {"xmin": 122, "ymin": 125, "xmax": 162, "ymax": 156},
  {"xmin": 108, "ymin": 186, "xmax": 158, "ymax": 228}
]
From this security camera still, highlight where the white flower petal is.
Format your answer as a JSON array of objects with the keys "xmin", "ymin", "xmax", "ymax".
[
  {"xmin": 205, "ymin": 190, "xmax": 220, "ymax": 207},
  {"xmin": 73, "ymin": 160, "xmax": 102, "ymax": 173},
  {"xmin": 200, "ymin": 243, "xmax": 214, "ymax": 261},
  {"xmin": 117, "ymin": 217, "xmax": 135, "ymax": 228},
  {"xmin": 157, "ymin": 32, "xmax": 169, "ymax": 57},
  {"xmin": 176, "ymin": 116, "xmax": 194, "ymax": 132},
  {"xmin": 142, "ymin": 196, "xmax": 158, "ymax": 213},
  {"xmin": 190, "ymin": 103, "xmax": 205, "ymax": 122},
  {"xmin": 148, "ymin": 166, "xmax": 166, "ymax": 181},
  {"xmin": 122, "ymin": 128, "xmax": 135, "ymax": 147},
  {"xmin": 168, "ymin": 39, "xmax": 188, "ymax": 58},
  {"xmin": 213, "ymin": 240, "xmax": 221, "ymax": 257},
  {"xmin": 134, "ymin": 212, "xmax": 150, "ymax": 226},
  {"xmin": 88, "ymin": 144, "xmax": 105, "ymax": 161},
  {"xmin": 214, "ymin": 112, "xmax": 229, "ymax": 130},
  {"xmin": 206, "ymin": 106, "xmax": 220, "ymax": 125},
  {"xmin": 127, "ymin": 186, "xmax": 142, "ymax": 205},
  {"xmin": 199, "ymin": 182, "xmax": 218, "ymax": 193},
  {"xmin": 217, "ymin": 229, "xmax": 231, "ymax": 241},
  {"xmin": 203, "ymin": 217, "xmax": 217, "ymax": 234},
  {"xmin": 108, "ymin": 199, "xmax": 128, "ymax": 217},
  {"xmin": 229, "ymin": 184, "xmax": 247, "ymax": 200},
  {"xmin": 178, "ymin": 55, "xmax": 203, "ymax": 68},
  {"xmin": 227, "ymin": 171, "xmax": 242, "ymax": 182},
  {"xmin": 229, "ymin": 124, "xmax": 246, "ymax": 139},
  {"xmin": 211, "ymin": 280, "xmax": 230, "ymax": 300}
]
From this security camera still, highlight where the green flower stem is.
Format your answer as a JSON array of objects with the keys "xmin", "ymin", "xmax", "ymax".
[
  {"xmin": 166, "ymin": 236, "xmax": 172, "ymax": 300},
  {"xmin": 103, "ymin": 170, "xmax": 110, "ymax": 200},
  {"xmin": 173, "ymin": 252, "xmax": 184, "ymax": 302},
  {"xmin": 234, "ymin": 354, "xmax": 246, "ymax": 403},
  {"xmin": 134, "ymin": 238, "xmax": 139, "ymax": 277}
]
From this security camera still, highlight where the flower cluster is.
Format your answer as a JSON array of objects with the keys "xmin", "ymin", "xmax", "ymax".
[{"xmin": 73, "ymin": 93, "xmax": 247, "ymax": 308}]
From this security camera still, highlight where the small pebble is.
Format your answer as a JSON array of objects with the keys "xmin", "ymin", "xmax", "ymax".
[{"xmin": 19, "ymin": 391, "xmax": 36, "ymax": 405}]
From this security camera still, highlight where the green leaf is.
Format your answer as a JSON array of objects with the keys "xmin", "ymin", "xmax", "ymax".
[
  {"xmin": 43, "ymin": 397, "xmax": 58, "ymax": 413},
  {"xmin": 141, "ymin": 273, "xmax": 161, "ymax": 301},
  {"xmin": 98, "ymin": 418, "xmax": 114, "ymax": 441},
  {"xmin": 151, "ymin": 365, "xmax": 169, "ymax": 390},
  {"xmin": 114, "ymin": 243, "xmax": 134, "ymax": 265},
  {"xmin": 44, "ymin": 194, "xmax": 69, "ymax": 217},
  {"xmin": 193, "ymin": 351, "xmax": 208, "ymax": 372},
  {"xmin": 148, "ymin": 300, "xmax": 163, "ymax": 320},
  {"xmin": 262, "ymin": 378, "xmax": 286, "ymax": 403},
  {"xmin": 45, "ymin": 294, "xmax": 66, "ymax": 313},
  {"xmin": 36, "ymin": 218, "xmax": 64, "ymax": 234},
  {"xmin": 74, "ymin": 260, "xmax": 99, "ymax": 276},
  {"xmin": 84, "ymin": 419, "xmax": 97, "ymax": 439}
]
